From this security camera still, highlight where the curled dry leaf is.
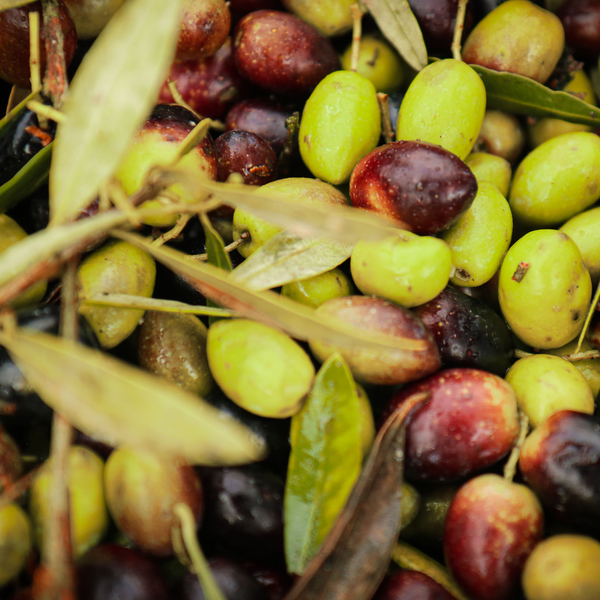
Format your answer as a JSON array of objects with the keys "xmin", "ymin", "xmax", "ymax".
[
  {"xmin": 283, "ymin": 391, "xmax": 429, "ymax": 600},
  {"xmin": 229, "ymin": 232, "xmax": 354, "ymax": 291},
  {"xmin": 472, "ymin": 64, "xmax": 600, "ymax": 127},
  {"xmin": 361, "ymin": 0, "xmax": 427, "ymax": 72},
  {"xmin": 285, "ymin": 354, "xmax": 363, "ymax": 575},
  {"xmin": 49, "ymin": 0, "xmax": 185, "ymax": 225},
  {"xmin": 112, "ymin": 230, "xmax": 428, "ymax": 353},
  {"xmin": 0, "ymin": 328, "xmax": 266, "ymax": 465}
]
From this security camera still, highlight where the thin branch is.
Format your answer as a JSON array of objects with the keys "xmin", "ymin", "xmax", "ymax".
[
  {"xmin": 377, "ymin": 93, "xmax": 394, "ymax": 144},
  {"xmin": 41, "ymin": 0, "xmax": 68, "ymax": 108},
  {"xmin": 350, "ymin": 3, "xmax": 364, "ymax": 72},
  {"xmin": 451, "ymin": 0, "xmax": 469, "ymax": 61},
  {"xmin": 503, "ymin": 412, "xmax": 529, "ymax": 482}
]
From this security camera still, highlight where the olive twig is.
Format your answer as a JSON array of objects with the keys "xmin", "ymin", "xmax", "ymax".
[
  {"xmin": 26, "ymin": 100, "xmax": 67, "ymax": 124},
  {"xmin": 377, "ymin": 93, "xmax": 394, "ymax": 144},
  {"xmin": 28, "ymin": 11, "xmax": 42, "ymax": 95},
  {"xmin": 350, "ymin": 3, "xmax": 364, "ymax": 73},
  {"xmin": 152, "ymin": 214, "xmax": 192, "ymax": 247},
  {"xmin": 0, "ymin": 466, "xmax": 42, "ymax": 512},
  {"xmin": 574, "ymin": 279, "xmax": 600, "ymax": 354},
  {"xmin": 41, "ymin": 0, "xmax": 68, "ymax": 108},
  {"xmin": 172, "ymin": 503, "xmax": 228, "ymax": 600},
  {"xmin": 451, "ymin": 0, "xmax": 469, "ymax": 61},
  {"xmin": 503, "ymin": 411, "xmax": 529, "ymax": 482},
  {"xmin": 189, "ymin": 231, "xmax": 249, "ymax": 261}
]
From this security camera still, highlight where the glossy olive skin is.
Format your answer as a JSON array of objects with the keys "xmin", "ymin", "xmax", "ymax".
[
  {"xmin": 233, "ymin": 10, "xmax": 340, "ymax": 96},
  {"xmin": 350, "ymin": 141, "xmax": 478, "ymax": 235},
  {"xmin": 159, "ymin": 39, "xmax": 248, "ymax": 120},
  {"xmin": 0, "ymin": 97, "xmax": 55, "ymax": 188},
  {"xmin": 519, "ymin": 410, "xmax": 600, "ymax": 533},
  {"xmin": 413, "ymin": 287, "xmax": 514, "ymax": 376},
  {"xmin": 76, "ymin": 544, "xmax": 170, "ymax": 600},
  {"xmin": 407, "ymin": 0, "xmax": 473, "ymax": 56},
  {"xmin": 176, "ymin": 0, "xmax": 231, "ymax": 60},
  {"xmin": 0, "ymin": 305, "xmax": 99, "ymax": 431},
  {"xmin": 216, "ymin": 130, "xmax": 278, "ymax": 185},
  {"xmin": 374, "ymin": 569, "xmax": 457, "ymax": 600},
  {"xmin": 384, "ymin": 368, "xmax": 519, "ymax": 482},
  {"xmin": 241, "ymin": 562, "xmax": 293, "ymax": 600},
  {"xmin": 176, "ymin": 557, "xmax": 269, "ymax": 600},
  {"xmin": 444, "ymin": 474, "xmax": 544, "ymax": 600},
  {"xmin": 199, "ymin": 464, "xmax": 284, "ymax": 559},
  {"xmin": 226, "ymin": 98, "xmax": 294, "ymax": 155},
  {"xmin": 556, "ymin": 0, "xmax": 600, "ymax": 59},
  {"xmin": 0, "ymin": 1, "xmax": 77, "ymax": 88}
]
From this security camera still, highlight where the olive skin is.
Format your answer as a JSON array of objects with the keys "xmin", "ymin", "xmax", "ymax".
[
  {"xmin": 556, "ymin": 0, "xmax": 600, "ymax": 60},
  {"xmin": 0, "ymin": 1, "xmax": 77, "ymax": 88},
  {"xmin": 413, "ymin": 286, "xmax": 514, "ymax": 376},
  {"xmin": 233, "ymin": 10, "xmax": 340, "ymax": 96},
  {"xmin": 350, "ymin": 140, "xmax": 478, "ymax": 235},
  {"xmin": 374, "ymin": 569, "xmax": 458, "ymax": 600},
  {"xmin": 519, "ymin": 410, "xmax": 600, "ymax": 533}
]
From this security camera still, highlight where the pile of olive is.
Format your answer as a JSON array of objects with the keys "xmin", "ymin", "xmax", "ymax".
[{"xmin": 0, "ymin": 1, "xmax": 599, "ymax": 600}]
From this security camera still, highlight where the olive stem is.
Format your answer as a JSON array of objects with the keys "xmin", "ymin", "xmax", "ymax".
[
  {"xmin": 151, "ymin": 214, "xmax": 192, "ymax": 247},
  {"xmin": 514, "ymin": 348, "xmax": 600, "ymax": 361},
  {"xmin": 0, "ymin": 466, "xmax": 41, "ymax": 512},
  {"xmin": 451, "ymin": 0, "xmax": 469, "ymax": 61},
  {"xmin": 172, "ymin": 503, "xmax": 228, "ymax": 600},
  {"xmin": 278, "ymin": 111, "xmax": 300, "ymax": 172},
  {"xmin": 29, "ymin": 11, "xmax": 42, "ymax": 95},
  {"xmin": 41, "ymin": 0, "xmax": 68, "ymax": 108},
  {"xmin": 377, "ymin": 93, "xmax": 394, "ymax": 144},
  {"xmin": 167, "ymin": 81, "xmax": 225, "ymax": 131},
  {"xmin": 503, "ymin": 412, "xmax": 529, "ymax": 482},
  {"xmin": 574, "ymin": 279, "xmax": 600, "ymax": 354},
  {"xmin": 27, "ymin": 100, "xmax": 67, "ymax": 124},
  {"xmin": 190, "ymin": 232, "xmax": 249, "ymax": 260},
  {"xmin": 350, "ymin": 3, "xmax": 364, "ymax": 73}
]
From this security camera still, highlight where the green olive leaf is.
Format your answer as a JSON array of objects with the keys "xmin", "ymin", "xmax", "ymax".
[
  {"xmin": 0, "ymin": 0, "xmax": 32, "ymax": 11},
  {"xmin": 49, "ymin": 0, "xmax": 185, "ymax": 225},
  {"xmin": 0, "ymin": 142, "xmax": 52, "ymax": 214},
  {"xmin": 0, "ymin": 89, "xmax": 38, "ymax": 138},
  {"xmin": 284, "ymin": 391, "xmax": 429, "ymax": 600},
  {"xmin": 0, "ymin": 328, "xmax": 266, "ymax": 465},
  {"xmin": 471, "ymin": 64, "xmax": 600, "ymax": 126},
  {"xmin": 171, "ymin": 177, "xmax": 409, "ymax": 244},
  {"xmin": 229, "ymin": 232, "xmax": 354, "ymax": 291},
  {"xmin": 392, "ymin": 541, "xmax": 471, "ymax": 600},
  {"xmin": 0, "ymin": 210, "xmax": 128, "ymax": 291},
  {"xmin": 361, "ymin": 0, "xmax": 427, "ymax": 72},
  {"xmin": 284, "ymin": 353, "xmax": 363, "ymax": 575},
  {"xmin": 112, "ymin": 230, "xmax": 428, "ymax": 353}
]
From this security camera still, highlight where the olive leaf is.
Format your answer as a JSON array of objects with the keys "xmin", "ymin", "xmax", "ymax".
[
  {"xmin": 181, "ymin": 178, "xmax": 409, "ymax": 244},
  {"xmin": 200, "ymin": 213, "xmax": 232, "ymax": 324},
  {"xmin": 229, "ymin": 232, "xmax": 354, "ymax": 291},
  {"xmin": 472, "ymin": 65, "xmax": 600, "ymax": 127},
  {"xmin": 284, "ymin": 354, "xmax": 363, "ymax": 575},
  {"xmin": 0, "ymin": 210, "xmax": 128, "ymax": 290},
  {"xmin": 0, "ymin": 89, "xmax": 38, "ymax": 138},
  {"xmin": 49, "ymin": 0, "xmax": 185, "ymax": 225},
  {"xmin": 112, "ymin": 230, "xmax": 428, "ymax": 353},
  {"xmin": 0, "ymin": 328, "xmax": 266, "ymax": 465},
  {"xmin": 0, "ymin": 0, "xmax": 32, "ymax": 11},
  {"xmin": 283, "ymin": 391, "xmax": 429, "ymax": 600},
  {"xmin": 361, "ymin": 0, "xmax": 427, "ymax": 72},
  {"xmin": 0, "ymin": 142, "xmax": 52, "ymax": 214},
  {"xmin": 392, "ymin": 541, "xmax": 471, "ymax": 600}
]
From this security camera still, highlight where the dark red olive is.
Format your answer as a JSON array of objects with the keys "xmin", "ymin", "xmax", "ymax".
[
  {"xmin": 374, "ymin": 569, "xmax": 457, "ymax": 600},
  {"xmin": 240, "ymin": 561, "xmax": 293, "ymax": 600},
  {"xmin": 215, "ymin": 130, "xmax": 278, "ymax": 185},
  {"xmin": 159, "ymin": 38, "xmax": 249, "ymax": 120},
  {"xmin": 350, "ymin": 140, "xmax": 478, "ymax": 235},
  {"xmin": 519, "ymin": 410, "xmax": 600, "ymax": 534},
  {"xmin": 407, "ymin": 0, "xmax": 473, "ymax": 56},
  {"xmin": 413, "ymin": 286, "xmax": 513, "ymax": 376},
  {"xmin": 556, "ymin": 0, "xmax": 600, "ymax": 60},
  {"xmin": 76, "ymin": 544, "xmax": 170, "ymax": 600},
  {"xmin": 0, "ymin": 0, "xmax": 77, "ymax": 88},
  {"xmin": 232, "ymin": 10, "xmax": 340, "ymax": 96},
  {"xmin": 225, "ymin": 98, "xmax": 294, "ymax": 155}
]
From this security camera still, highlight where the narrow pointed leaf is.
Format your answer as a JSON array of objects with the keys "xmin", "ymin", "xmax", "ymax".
[
  {"xmin": 0, "ymin": 142, "xmax": 52, "ymax": 213},
  {"xmin": 361, "ymin": 0, "xmax": 427, "ymax": 72},
  {"xmin": 112, "ymin": 230, "xmax": 428, "ymax": 353},
  {"xmin": 0, "ymin": 210, "xmax": 127, "ymax": 289},
  {"xmin": 285, "ymin": 354, "xmax": 363, "ymax": 575},
  {"xmin": 230, "ymin": 233, "xmax": 354, "ymax": 291},
  {"xmin": 49, "ymin": 0, "xmax": 185, "ymax": 225},
  {"xmin": 283, "ymin": 391, "xmax": 429, "ymax": 600},
  {"xmin": 1, "ymin": 329, "xmax": 266, "ymax": 465},
  {"xmin": 472, "ymin": 65, "xmax": 600, "ymax": 127},
  {"xmin": 181, "ymin": 178, "xmax": 409, "ymax": 244}
]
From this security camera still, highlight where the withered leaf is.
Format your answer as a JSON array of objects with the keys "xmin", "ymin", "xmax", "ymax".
[{"xmin": 283, "ymin": 391, "xmax": 429, "ymax": 600}]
